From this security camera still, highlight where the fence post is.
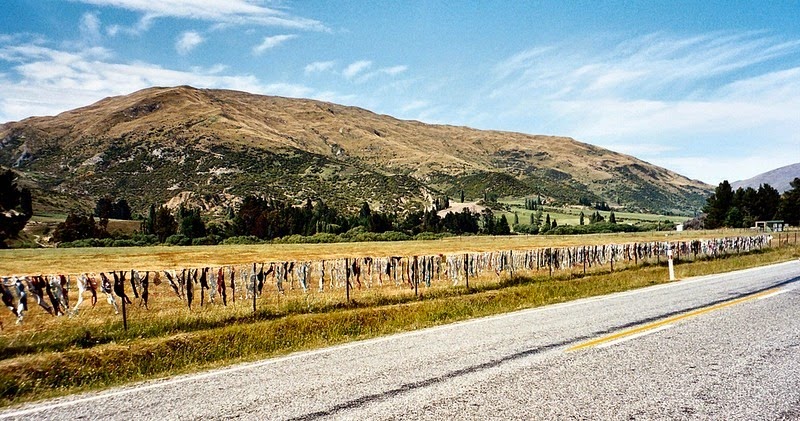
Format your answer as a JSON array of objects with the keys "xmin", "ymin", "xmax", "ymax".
[
  {"xmin": 464, "ymin": 253, "xmax": 469, "ymax": 289},
  {"xmin": 121, "ymin": 288, "xmax": 128, "ymax": 331},
  {"xmin": 346, "ymin": 258, "xmax": 351, "ymax": 303},
  {"xmin": 509, "ymin": 250, "xmax": 514, "ymax": 282},
  {"xmin": 413, "ymin": 256, "xmax": 418, "ymax": 297},
  {"xmin": 610, "ymin": 248, "xmax": 614, "ymax": 272},
  {"xmin": 548, "ymin": 248, "xmax": 552, "ymax": 278},
  {"xmin": 583, "ymin": 246, "xmax": 587, "ymax": 275}
]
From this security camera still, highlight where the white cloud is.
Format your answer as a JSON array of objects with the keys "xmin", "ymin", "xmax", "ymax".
[
  {"xmin": 488, "ymin": 32, "xmax": 800, "ymax": 104},
  {"xmin": 411, "ymin": 31, "xmax": 800, "ymax": 184},
  {"xmin": 106, "ymin": 15, "xmax": 155, "ymax": 36},
  {"xmin": 190, "ymin": 63, "xmax": 228, "ymax": 75},
  {"xmin": 304, "ymin": 60, "xmax": 335, "ymax": 75},
  {"xmin": 175, "ymin": 31, "xmax": 203, "ymax": 55},
  {"xmin": 0, "ymin": 42, "xmax": 325, "ymax": 122},
  {"xmin": 80, "ymin": 12, "xmax": 103, "ymax": 44},
  {"xmin": 75, "ymin": 0, "xmax": 327, "ymax": 31},
  {"xmin": 380, "ymin": 65, "xmax": 408, "ymax": 76},
  {"xmin": 252, "ymin": 34, "xmax": 296, "ymax": 55},
  {"xmin": 343, "ymin": 60, "xmax": 371, "ymax": 79}
]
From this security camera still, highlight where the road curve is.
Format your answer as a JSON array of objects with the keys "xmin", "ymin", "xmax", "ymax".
[{"xmin": 2, "ymin": 260, "xmax": 799, "ymax": 420}]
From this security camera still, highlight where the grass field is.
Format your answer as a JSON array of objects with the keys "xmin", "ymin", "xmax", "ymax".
[
  {"xmin": 500, "ymin": 199, "xmax": 687, "ymax": 227},
  {"xmin": 0, "ymin": 229, "xmax": 760, "ymax": 275},
  {"xmin": 0, "ymin": 230, "xmax": 796, "ymax": 407}
]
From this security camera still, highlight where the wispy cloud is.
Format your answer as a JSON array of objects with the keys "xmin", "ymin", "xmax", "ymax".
[
  {"xmin": 340, "ymin": 61, "xmax": 407, "ymax": 82},
  {"xmin": 343, "ymin": 60, "xmax": 372, "ymax": 79},
  {"xmin": 304, "ymin": 60, "xmax": 335, "ymax": 75},
  {"xmin": 175, "ymin": 31, "xmax": 203, "ymax": 55},
  {"xmin": 75, "ymin": 0, "xmax": 327, "ymax": 31},
  {"xmin": 473, "ymin": 31, "xmax": 800, "ymax": 183},
  {"xmin": 0, "ymin": 41, "xmax": 326, "ymax": 122},
  {"xmin": 106, "ymin": 15, "xmax": 155, "ymax": 37},
  {"xmin": 488, "ymin": 31, "xmax": 800, "ymax": 103},
  {"xmin": 79, "ymin": 12, "xmax": 103, "ymax": 45},
  {"xmin": 380, "ymin": 65, "xmax": 408, "ymax": 76},
  {"xmin": 252, "ymin": 34, "xmax": 296, "ymax": 55}
]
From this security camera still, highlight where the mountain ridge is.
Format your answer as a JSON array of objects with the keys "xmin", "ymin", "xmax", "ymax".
[
  {"xmin": 731, "ymin": 163, "xmax": 800, "ymax": 194},
  {"xmin": 0, "ymin": 86, "xmax": 711, "ymax": 215}
]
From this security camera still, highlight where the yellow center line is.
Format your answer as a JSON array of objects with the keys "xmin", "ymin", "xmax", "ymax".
[{"xmin": 567, "ymin": 287, "xmax": 780, "ymax": 352}]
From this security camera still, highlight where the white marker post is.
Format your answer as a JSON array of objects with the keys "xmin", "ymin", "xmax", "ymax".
[{"xmin": 667, "ymin": 246, "xmax": 676, "ymax": 281}]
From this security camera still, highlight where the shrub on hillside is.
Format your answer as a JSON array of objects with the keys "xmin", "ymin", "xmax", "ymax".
[
  {"xmin": 165, "ymin": 234, "xmax": 192, "ymax": 246},
  {"xmin": 547, "ymin": 222, "xmax": 644, "ymax": 235},
  {"xmin": 221, "ymin": 236, "xmax": 263, "ymax": 245}
]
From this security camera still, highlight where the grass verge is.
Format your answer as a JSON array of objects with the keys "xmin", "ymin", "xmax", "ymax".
[{"xmin": 0, "ymin": 244, "xmax": 797, "ymax": 407}]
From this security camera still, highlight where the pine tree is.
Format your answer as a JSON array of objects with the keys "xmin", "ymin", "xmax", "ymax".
[
  {"xmin": 609, "ymin": 211, "xmax": 616, "ymax": 224},
  {"xmin": 179, "ymin": 207, "xmax": 206, "ymax": 239},
  {"xmin": 496, "ymin": 214, "xmax": 511, "ymax": 235},
  {"xmin": 579, "ymin": 211, "xmax": 585, "ymax": 225},
  {"xmin": 146, "ymin": 204, "xmax": 156, "ymax": 235},
  {"xmin": 703, "ymin": 180, "xmax": 734, "ymax": 229},
  {"xmin": 778, "ymin": 178, "xmax": 800, "ymax": 226},
  {"xmin": 153, "ymin": 206, "xmax": 177, "ymax": 242},
  {"xmin": 358, "ymin": 202, "xmax": 372, "ymax": 228}
]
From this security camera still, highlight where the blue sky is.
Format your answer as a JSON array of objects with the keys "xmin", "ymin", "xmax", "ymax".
[{"xmin": 1, "ymin": 1, "xmax": 799, "ymax": 185}]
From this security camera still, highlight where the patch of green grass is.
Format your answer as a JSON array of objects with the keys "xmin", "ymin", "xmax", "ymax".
[{"xmin": 0, "ymin": 244, "xmax": 796, "ymax": 407}]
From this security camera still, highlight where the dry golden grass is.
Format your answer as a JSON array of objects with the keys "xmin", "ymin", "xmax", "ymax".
[
  {"xmin": 0, "ymin": 242, "xmax": 796, "ymax": 407},
  {"xmin": 0, "ymin": 229, "xmax": 753, "ymax": 275}
]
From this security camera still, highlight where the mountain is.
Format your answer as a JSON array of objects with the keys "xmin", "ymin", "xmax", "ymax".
[
  {"xmin": 731, "ymin": 163, "xmax": 800, "ymax": 194},
  {"xmin": 0, "ymin": 86, "xmax": 711, "ymax": 216}
]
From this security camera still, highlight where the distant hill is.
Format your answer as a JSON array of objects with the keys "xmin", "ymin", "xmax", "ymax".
[
  {"xmin": 731, "ymin": 163, "xmax": 800, "ymax": 194},
  {"xmin": 0, "ymin": 86, "xmax": 711, "ymax": 216}
]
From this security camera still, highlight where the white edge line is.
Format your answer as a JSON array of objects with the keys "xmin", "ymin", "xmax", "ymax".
[
  {"xmin": 1, "ymin": 259, "xmax": 798, "ymax": 418},
  {"xmin": 596, "ymin": 324, "xmax": 674, "ymax": 349}
]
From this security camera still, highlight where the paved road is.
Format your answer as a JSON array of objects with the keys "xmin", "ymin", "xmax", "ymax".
[{"xmin": 3, "ymin": 260, "xmax": 799, "ymax": 420}]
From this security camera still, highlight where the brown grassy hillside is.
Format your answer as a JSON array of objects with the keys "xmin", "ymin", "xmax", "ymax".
[{"xmin": 0, "ymin": 86, "xmax": 710, "ymax": 215}]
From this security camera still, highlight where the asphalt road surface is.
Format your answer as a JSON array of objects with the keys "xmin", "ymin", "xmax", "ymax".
[{"xmin": 3, "ymin": 260, "xmax": 799, "ymax": 420}]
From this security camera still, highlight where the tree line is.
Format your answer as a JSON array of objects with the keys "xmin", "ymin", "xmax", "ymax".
[
  {"xmin": 53, "ymin": 195, "xmax": 514, "ymax": 246},
  {"xmin": 702, "ymin": 178, "xmax": 800, "ymax": 229}
]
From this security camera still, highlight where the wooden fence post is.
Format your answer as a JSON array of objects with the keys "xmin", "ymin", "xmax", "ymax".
[
  {"xmin": 509, "ymin": 250, "xmax": 514, "ymax": 282},
  {"xmin": 610, "ymin": 248, "xmax": 614, "ymax": 272},
  {"xmin": 121, "ymin": 289, "xmax": 128, "ymax": 331},
  {"xmin": 346, "ymin": 258, "xmax": 351, "ymax": 303},
  {"xmin": 464, "ymin": 253, "xmax": 469, "ymax": 289},
  {"xmin": 583, "ymin": 246, "xmax": 587, "ymax": 275},
  {"xmin": 413, "ymin": 256, "xmax": 418, "ymax": 297}
]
